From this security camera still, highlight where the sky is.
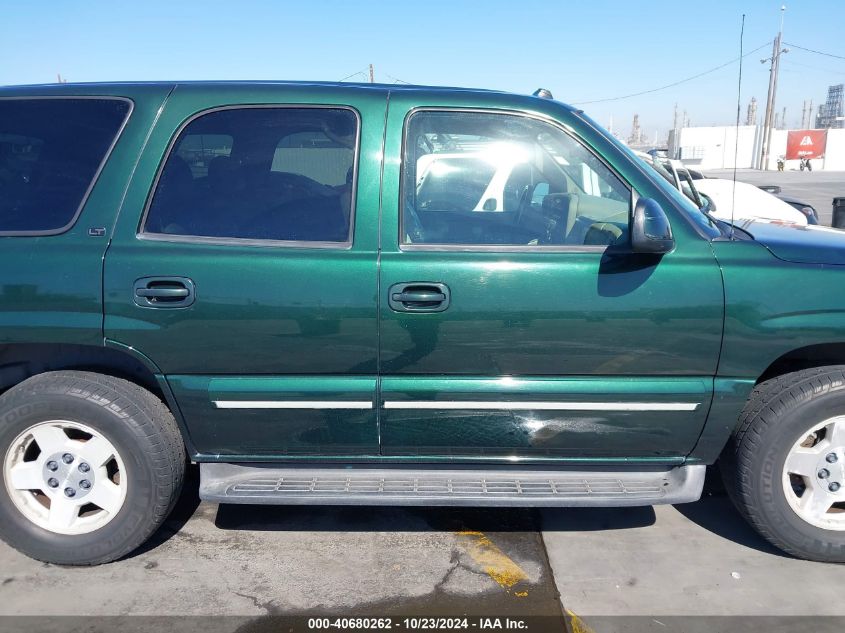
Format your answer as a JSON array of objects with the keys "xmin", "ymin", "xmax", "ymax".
[{"xmin": 1, "ymin": 0, "xmax": 843, "ymax": 142}]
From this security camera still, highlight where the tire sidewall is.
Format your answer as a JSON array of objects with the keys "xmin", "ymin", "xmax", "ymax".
[
  {"xmin": 0, "ymin": 390, "xmax": 158, "ymax": 564},
  {"xmin": 751, "ymin": 386, "xmax": 845, "ymax": 559}
]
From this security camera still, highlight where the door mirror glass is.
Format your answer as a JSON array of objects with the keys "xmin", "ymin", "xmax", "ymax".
[{"xmin": 632, "ymin": 198, "xmax": 674, "ymax": 254}]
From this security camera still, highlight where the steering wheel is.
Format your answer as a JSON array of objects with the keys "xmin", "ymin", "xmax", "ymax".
[{"xmin": 513, "ymin": 185, "xmax": 535, "ymax": 228}]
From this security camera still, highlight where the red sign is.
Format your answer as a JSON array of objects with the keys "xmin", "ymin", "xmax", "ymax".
[{"xmin": 786, "ymin": 130, "xmax": 827, "ymax": 160}]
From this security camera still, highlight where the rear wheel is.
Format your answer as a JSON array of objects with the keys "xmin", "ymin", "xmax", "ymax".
[
  {"xmin": 721, "ymin": 367, "xmax": 845, "ymax": 562},
  {"xmin": 0, "ymin": 371, "xmax": 185, "ymax": 565}
]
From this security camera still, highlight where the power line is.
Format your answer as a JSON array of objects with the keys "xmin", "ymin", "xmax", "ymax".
[
  {"xmin": 572, "ymin": 41, "xmax": 771, "ymax": 105},
  {"xmin": 338, "ymin": 68, "xmax": 369, "ymax": 82},
  {"xmin": 785, "ymin": 42, "xmax": 845, "ymax": 61},
  {"xmin": 384, "ymin": 73, "xmax": 413, "ymax": 85}
]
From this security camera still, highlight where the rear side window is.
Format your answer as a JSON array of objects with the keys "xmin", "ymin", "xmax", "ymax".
[
  {"xmin": 143, "ymin": 107, "xmax": 358, "ymax": 244},
  {"xmin": 175, "ymin": 134, "xmax": 233, "ymax": 179},
  {"xmin": 0, "ymin": 98, "xmax": 131, "ymax": 235}
]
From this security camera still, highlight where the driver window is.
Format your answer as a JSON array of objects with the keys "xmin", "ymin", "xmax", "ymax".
[
  {"xmin": 402, "ymin": 110, "xmax": 630, "ymax": 248},
  {"xmin": 144, "ymin": 107, "xmax": 358, "ymax": 244}
]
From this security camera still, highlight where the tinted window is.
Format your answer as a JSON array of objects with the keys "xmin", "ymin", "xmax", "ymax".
[
  {"xmin": 144, "ymin": 107, "xmax": 357, "ymax": 244},
  {"xmin": 273, "ymin": 130, "xmax": 354, "ymax": 186},
  {"xmin": 402, "ymin": 111, "xmax": 630, "ymax": 247},
  {"xmin": 176, "ymin": 134, "xmax": 233, "ymax": 179},
  {"xmin": 0, "ymin": 98, "xmax": 130, "ymax": 234}
]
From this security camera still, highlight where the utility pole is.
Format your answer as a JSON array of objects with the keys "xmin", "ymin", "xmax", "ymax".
[
  {"xmin": 368, "ymin": 64, "xmax": 374, "ymax": 83},
  {"xmin": 759, "ymin": 5, "xmax": 788, "ymax": 169},
  {"xmin": 760, "ymin": 38, "xmax": 778, "ymax": 167},
  {"xmin": 781, "ymin": 106, "xmax": 787, "ymax": 130},
  {"xmin": 671, "ymin": 103, "xmax": 679, "ymax": 158}
]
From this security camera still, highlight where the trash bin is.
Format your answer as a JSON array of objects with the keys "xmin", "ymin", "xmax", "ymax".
[{"xmin": 834, "ymin": 197, "xmax": 845, "ymax": 229}]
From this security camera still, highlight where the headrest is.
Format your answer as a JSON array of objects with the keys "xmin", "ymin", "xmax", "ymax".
[
  {"xmin": 542, "ymin": 193, "xmax": 573, "ymax": 214},
  {"xmin": 160, "ymin": 154, "xmax": 193, "ymax": 193},
  {"xmin": 207, "ymin": 155, "xmax": 233, "ymax": 181}
]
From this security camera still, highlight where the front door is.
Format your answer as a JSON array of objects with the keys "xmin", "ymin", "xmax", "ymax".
[
  {"xmin": 105, "ymin": 85, "xmax": 385, "ymax": 459},
  {"xmin": 377, "ymin": 97, "xmax": 724, "ymax": 460}
]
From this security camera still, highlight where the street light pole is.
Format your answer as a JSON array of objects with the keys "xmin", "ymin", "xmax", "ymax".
[
  {"xmin": 760, "ymin": 37, "xmax": 778, "ymax": 168},
  {"xmin": 759, "ymin": 5, "xmax": 788, "ymax": 170}
]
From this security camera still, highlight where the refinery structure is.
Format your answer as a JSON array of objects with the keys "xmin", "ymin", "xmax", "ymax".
[{"xmin": 660, "ymin": 83, "xmax": 845, "ymax": 171}]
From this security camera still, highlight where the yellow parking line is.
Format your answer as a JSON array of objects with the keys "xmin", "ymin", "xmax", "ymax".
[
  {"xmin": 456, "ymin": 530, "xmax": 529, "ymax": 592},
  {"xmin": 565, "ymin": 609, "xmax": 595, "ymax": 633}
]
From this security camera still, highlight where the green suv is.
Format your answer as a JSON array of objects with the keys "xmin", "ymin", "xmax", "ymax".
[{"xmin": 2, "ymin": 82, "xmax": 845, "ymax": 565}]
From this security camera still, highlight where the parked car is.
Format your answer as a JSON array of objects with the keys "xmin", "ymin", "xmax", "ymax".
[
  {"xmin": 633, "ymin": 152, "xmax": 707, "ymax": 211},
  {"xmin": 757, "ymin": 185, "xmax": 819, "ymax": 224},
  {"xmin": 686, "ymin": 173, "xmax": 818, "ymax": 224},
  {"xmin": 636, "ymin": 154, "xmax": 807, "ymax": 225},
  {"xmin": 3, "ymin": 82, "xmax": 845, "ymax": 566},
  {"xmin": 692, "ymin": 178, "xmax": 808, "ymax": 225}
]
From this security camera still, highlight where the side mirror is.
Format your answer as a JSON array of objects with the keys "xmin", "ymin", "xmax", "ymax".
[{"xmin": 631, "ymin": 198, "xmax": 675, "ymax": 254}]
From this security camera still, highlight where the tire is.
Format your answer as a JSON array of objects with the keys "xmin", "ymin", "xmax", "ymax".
[
  {"xmin": 720, "ymin": 367, "xmax": 845, "ymax": 562},
  {"xmin": 0, "ymin": 371, "xmax": 185, "ymax": 565}
]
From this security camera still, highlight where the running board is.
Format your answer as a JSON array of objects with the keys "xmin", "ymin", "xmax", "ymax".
[{"xmin": 199, "ymin": 463, "xmax": 705, "ymax": 507}]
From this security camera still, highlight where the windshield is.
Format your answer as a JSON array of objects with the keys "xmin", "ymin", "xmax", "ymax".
[
  {"xmin": 645, "ymin": 157, "xmax": 705, "ymax": 212},
  {"xmin": 677, "ymin": 169, "xmax": 704, "ymax": 209},
  {"xmin": 582, "ymin": 125, "xmax": 719, "ymax": 239},
  {"xmin": 632, "ymin": 152, "xmax": 720, "ymax": 237}
]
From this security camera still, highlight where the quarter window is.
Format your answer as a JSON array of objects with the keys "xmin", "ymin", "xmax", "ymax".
[
  {"xmin": 402, "ymin": 111, "xmax": 630, "ymax": 247},
  {"xmin": 144, "ymin": 107, "xmax": 358, "ymax": 244},
  {"xmin": 0, "ymin": 98, "xmax": 130, "ymax": 235}
]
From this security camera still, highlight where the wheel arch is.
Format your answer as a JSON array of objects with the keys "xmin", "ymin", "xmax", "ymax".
[
  {"xmin": 0, "ymin": 342, "xmax": 195, "ymax": 456},
  {"xmin": 757, "ymin": 343, "xmax": 845, "ymax": 385}
]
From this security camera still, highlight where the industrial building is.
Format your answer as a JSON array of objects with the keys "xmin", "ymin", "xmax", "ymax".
[
  {"xmin": 670, "ymin": 125, "xmax": 845, "ymax": 170},
  {"xmin": 816, "ymin": 84, "xmax": 844, "ymax": 130}
]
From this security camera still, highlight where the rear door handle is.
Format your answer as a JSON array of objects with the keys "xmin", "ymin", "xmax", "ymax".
[
  {"xmin": 133, "ymin": 277, "xmax": 195, "ymax": 308},
  {"xmin": 388, "ymin": 283, "xmax": 450, "ymax": 313},
  {"xmin": 135, "ymin": 287, "xmax": 189, "ymax": 299}
]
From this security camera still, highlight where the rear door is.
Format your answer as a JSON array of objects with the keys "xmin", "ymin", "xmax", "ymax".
[
  {"xmin": 105, "ymin": 84, "xmax": 385, "ymax": 459},
  {"xmin": 377, "ymin": 94, "xmax": 724, "ymax": 460}
]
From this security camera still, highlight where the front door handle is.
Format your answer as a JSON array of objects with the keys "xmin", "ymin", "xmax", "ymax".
[
  {"xmin": 133, "ymin": 277, "xmax": 195, "ymax": 308},
  {"xmin": 392, "ymin": 291, "xmax": 445, "ymax": 303},
  {"xmin": 388, "ymin": 282, "xmax": 450, "ymax": 313}
]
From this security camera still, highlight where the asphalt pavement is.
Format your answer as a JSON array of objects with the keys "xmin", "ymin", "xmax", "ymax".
[
  {"xmin": 2, "ymin": 469, "xmax": 845, "ymax": 630},
  {"xmin": 0, "ymin": 469, "xmax": 564, "ymax": 619}
]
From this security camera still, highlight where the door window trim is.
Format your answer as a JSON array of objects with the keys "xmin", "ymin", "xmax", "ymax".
[
  {"xmin": 398, "ymin": 106, "xmax": 633, "ymax": 253},
  {"xmin": 0, "ymin": 95, "xmax": 134, "ymax": 238},
  {"xmin": 137, "ymin": 103, "xmax": 361, "ymax": 250}
]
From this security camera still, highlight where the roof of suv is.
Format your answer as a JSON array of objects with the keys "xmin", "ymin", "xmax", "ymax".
[{"xmin": 0, "ymin": 80, "xmax": 579, "ymax": 112}]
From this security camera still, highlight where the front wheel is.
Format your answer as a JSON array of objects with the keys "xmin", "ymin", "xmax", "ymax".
[
  {"xmin": 721, "ymin": 367, "xmax": 845, "ymax": 562},
  {"xmin": 0, "ymin": 371, "xmax": 185, "ymax": 565}
]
